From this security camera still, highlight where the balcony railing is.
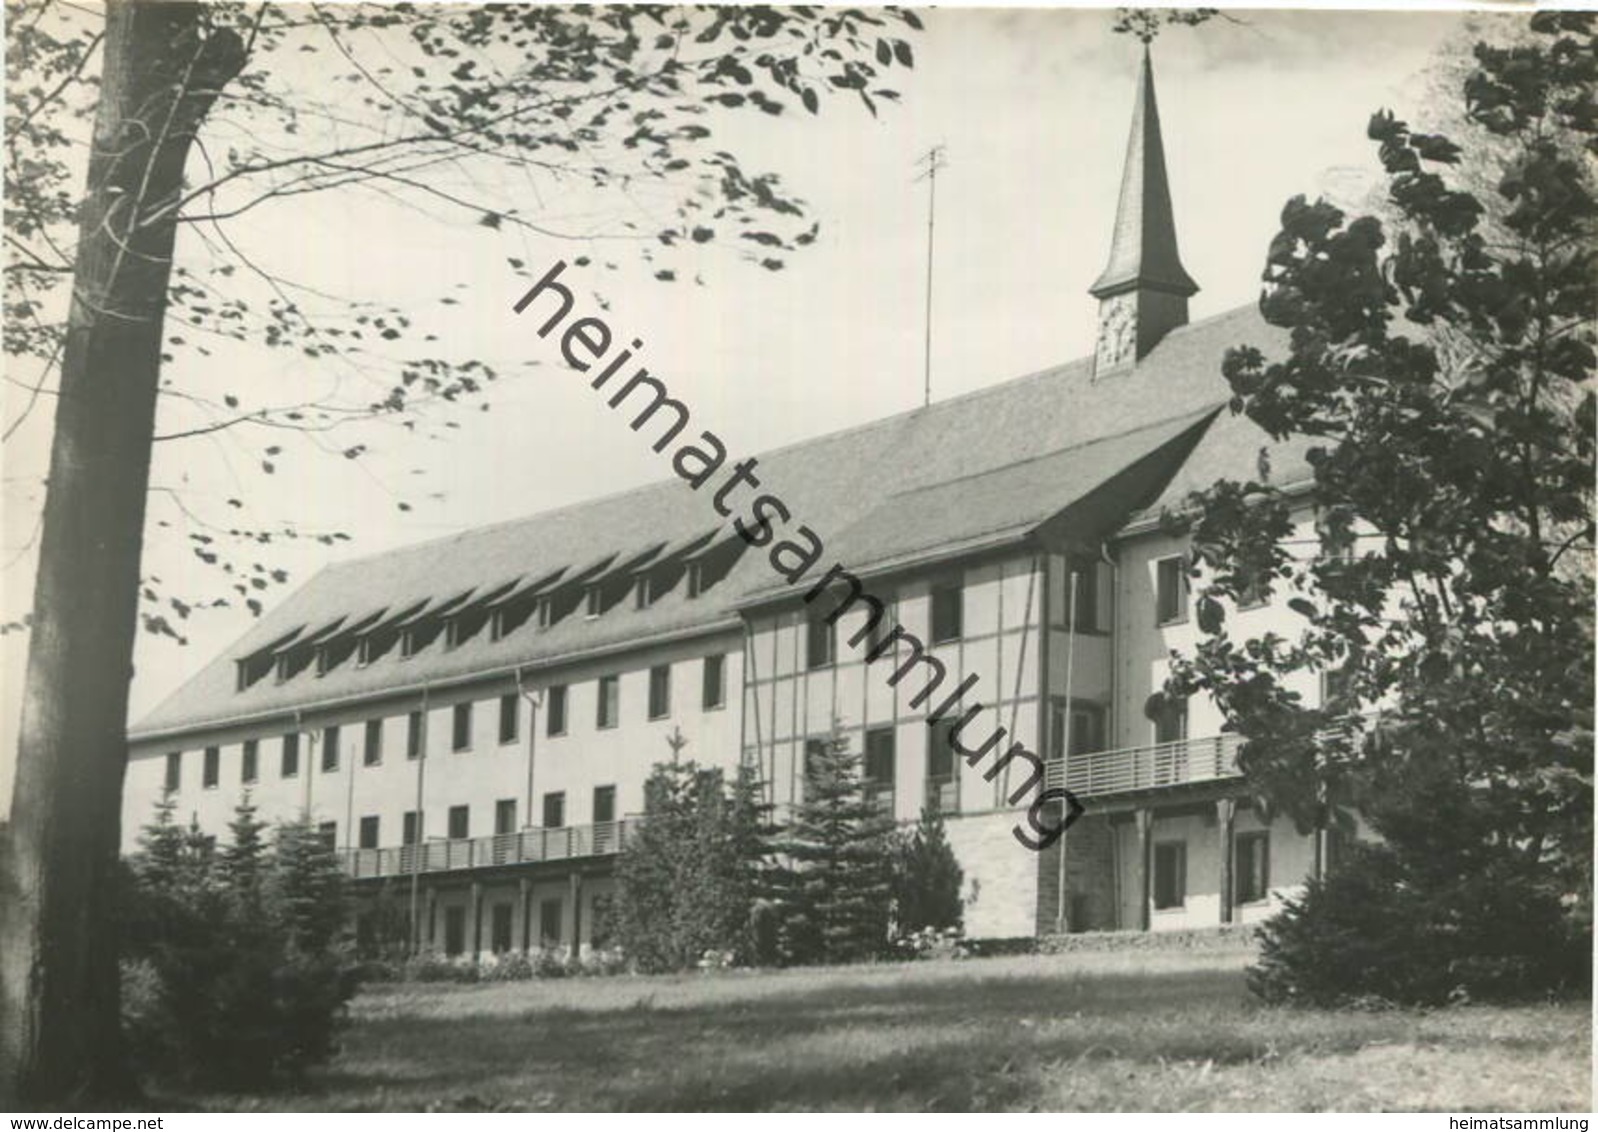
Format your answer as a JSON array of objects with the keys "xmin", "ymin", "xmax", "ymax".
[
  {"xmin": 341, "ymin": 820, "xmax": 634, "ymax": 880},
  {"xmin": 1045, "ymin": 734, "xmax": 1243, "ymax": 797}
]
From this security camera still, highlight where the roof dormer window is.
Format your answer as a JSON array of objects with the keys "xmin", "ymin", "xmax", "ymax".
[
  {"xmin": 634, "ymin": 576, "xmax": 653, "ymax": 610},
  {"xmin": 585, "ymin": 585, "xmax": 603, "ymax": 620},
  {"xmin": 686, "ymin": 562, "xmax": 704, "ymax": 599},
  {"xmin": 537, "ymin": 597, "xmax": 554, "ymax": 630}
]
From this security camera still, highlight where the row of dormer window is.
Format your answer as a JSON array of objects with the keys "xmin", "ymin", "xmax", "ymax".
[
  {"xmin": 170, "ymin": 654, "xmax": 730, "ymax": 794},
  {"xmin": 239, "ymin": 536, "xmax": 742, "ymax": 692}
]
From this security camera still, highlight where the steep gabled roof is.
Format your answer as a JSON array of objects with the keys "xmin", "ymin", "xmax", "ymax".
[{"xmin": 132, "ymin": 301, "xmax": 1290, "ymax": 740}]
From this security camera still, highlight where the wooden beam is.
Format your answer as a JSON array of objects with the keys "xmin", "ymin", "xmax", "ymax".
[
  {"xmin": 1134, "ymin": 807, "xmax": 1152, "ymax": 932},
  {"xmin": 516, "ymin": 877, "xmax": 530, "ymax": 954},
  {"xmin": 569, "ymin": 871, "xmax": 583, "ymax": 954},
  {"xmin": 1216, "ymin": 797, "xmax": 1236, "ymax": 924},
  {"xmin": 469, "ymin": 880, "xmax": 483, "ymax": 959}
]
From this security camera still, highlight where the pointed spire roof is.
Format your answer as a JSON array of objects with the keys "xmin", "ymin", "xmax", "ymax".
[{"xmin": 1090, "ymin": 47, "xmax": 1199, "ymax": 299}]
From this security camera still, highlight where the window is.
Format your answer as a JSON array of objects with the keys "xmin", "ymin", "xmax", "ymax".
[
  {"xmin": 702, "ymin": 654, "xmax": 726, "ymax": 710},
  {"xmin": 547, "ymin": 685, "xmax": 568, "ymax": 736},
  {"xmin": 930, "ymin": 581, "xmax": 964, "ymax": 644},
  {"xmin": 281, "ymin": 733, "xmax": 300, "ymax": 778},
  {"xmin": 1156, "ymin": 556, "xmax": 1188, "ymax": 625},
  {"xmin": 452, "ymin": 702, "xmax": 472, "ymax": 751},
  {"xmin": 1154, "ymin": 841, "xmax": 1187, "ymax": 910},
  {"xmin": 596, "ymin": 675, "xmax": 619, "ymax": 729},
  {"xmin": 542, "ymin": 791, "xmax": 566, "ymax": 829},
  {"xmin": 1051, "ymin": 700, "xmax": 1106, "ymax": 758},
  {"xmin": 1062, "ymin": 557, "xmax": 1099, "ymax": 631},
  {"xmin": 926, "ymin": 728, "xmax": 960, "ymax": 813},
  {"xmin": 494, "ymin": 798, "xmax": 517, "ymax": 836},
  {"xmin": 402, "ymin": 810, "xmax": 422, "ymax": 846},
  {"xmin": 648, "ymin": 664, "xmax": 671, "ymax": 720},
  {"xmin": 406, "ymin": 710, "xmax": 423, "ymax": 760},
  {"xmin": 359, "ymin": 815, "xmax": 380, "ymax": 849},
  {"xmin": 241, "ymin": 739, "xmax": 258, "ymax": 784},
  {"xmin": 491, "ymin": 903, "xmax": 514, "ymax": 953},
  {"xmin": 806, "ymin": 611, "xmax": 835, "ymax": 669},
  {"xmin": 593, "ymin": 785, "xmax": 616, "ymax": 825},
  {"xmin": 364, "ymin": 718, "xmax": 383, "ymax": 766},
  {"xmin": 498, "ymin": 693, "xmax": 519, "ymax": 745},
  {"xmin": 447, "ymin": 805, "xmax": 469, "ymax": 841},
  {"xmin": 1321, "ymin": 667, "xmax": 1353, "ymax": 711},
  {"xmin": 686, "ymin": 562, "xmax": 705, "ymax": 599},
  {"xmin": 634, "ymin": 576, "xmax": 652, "ymax": 610},
  {"xmin": 538, "ymin": 898, "xmax": 563, "ymax": 947},
  {"xmin": 164, "ymin": 751, "xmax": 181, "ymax": 793},
  {"xmin": 584, "ymin": 585, "xmax": 602, "ymax": 619},
  {"xmin": 443, "ymin": 906, "xmax": 467, "ymax": 957},
  {"xmin": 1236, "ymin": 831, "xmax": 1270, "ymax": 904},
  {"xmin": 322, "ymin": 725, "xmax": 340, "ymax": 772},
  {"xmin": 202, "ymin": 746, "xmax": 220, "ymax": 789},
  {"xmin": 1152, "ymin": 694, "xmax": 1188, "ymax": 745},
  {"xmin": 864, "ymin": 727, "xmax": 896, "ymax": 786},
  {"xmin": 536, "ymin": 597, "xmax": 554, "ymax": 630},
  {"xmin": 317, "ymin": 821, "xmax": 337, "ymax": 851}
]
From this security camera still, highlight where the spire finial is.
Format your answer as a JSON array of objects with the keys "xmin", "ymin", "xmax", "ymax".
[{"xmin": 1089, "ymin": 46, "xmax": 1198, "ymax": 301}]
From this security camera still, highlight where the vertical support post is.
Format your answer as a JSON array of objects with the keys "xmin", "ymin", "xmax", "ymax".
[
  {"xmin": 1216, "ymin": 797, "xmax": 1236, "ymax": 924},
  {"xmin": 1053, "ymin": 825, "xmax": 1069, "ymax": 935},
  {"xmin": 424, "ymin": 885, "xmax": 437, "ymax": 952},
  {"xmin": 569, "ymin": 872, "xmax": 583, "ymax": 956},
  {"xmin": 1134, "ymin": 807, "xmax": 1152, "ymax": 932},
  {"xmin": 469, "ymin": 881, "xmax": 483, "ymax": 959},
  {"xmin": 516, "ymin": 877, "xmax": 530, "ymax": 954}
]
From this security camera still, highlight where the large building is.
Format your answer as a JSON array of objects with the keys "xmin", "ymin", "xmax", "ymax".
[{"xmin": 125, "ymin": 51, "xmax": 1335, "ymax": 953}]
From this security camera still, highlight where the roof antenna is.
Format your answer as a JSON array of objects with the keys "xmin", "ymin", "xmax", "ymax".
[{"xmin": 914, "ymin": 144, "xmax": 947, "ymax": 409}]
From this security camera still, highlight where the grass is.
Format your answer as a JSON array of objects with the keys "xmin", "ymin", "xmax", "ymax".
[{"xmin": 192, "ymin": 948, "xmax": 1590, "ymax": 1112}]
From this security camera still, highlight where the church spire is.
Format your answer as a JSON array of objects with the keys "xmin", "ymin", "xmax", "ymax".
[{"xmin": 1091, "ymin": 47, "xmax": 1198, "ymax": 378}]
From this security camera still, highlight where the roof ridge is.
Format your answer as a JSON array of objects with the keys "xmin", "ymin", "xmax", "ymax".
[
  {"xmin": 315, "ymin": 301, "xmax": 1258, "ymax": 573},
  {"xmin": 884, "ymin": 402, "xmax": 1224, "ymax": 501}
]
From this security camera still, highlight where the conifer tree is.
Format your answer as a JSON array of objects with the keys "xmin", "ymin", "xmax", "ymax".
[
  {"xmin": 892, "ymin": 806, "xmax": 965, "ymax": 936},
  {"xmin": 615, "ymin": 754, "xmax": 772, "ymax": 972},
  {"xmin": 770, "ymin": 727, "xmax": 898, "ymax": 965}
]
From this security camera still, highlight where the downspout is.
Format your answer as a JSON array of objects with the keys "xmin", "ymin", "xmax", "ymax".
[
  {"xmin": 408, "ymin": 682, "xmax": 429, "ymax": 956},
  {"xmin": 1100, "ymin": 540, "xmax": 1119, "ymax": 755},
  {"xmin": 517, "ymin": 667, "xmax": 541, "ymax": 828},
  {"xmin": 295, "ymin": 709, "xmax": 309, "ymax": 815},
  {"xmin": 1101, "ymin": 539, "xmax": 1121, "ymax": 929},
  {"xmin": 1054, "ymin": 564, "xmax": 1079, "ymax": 934}
]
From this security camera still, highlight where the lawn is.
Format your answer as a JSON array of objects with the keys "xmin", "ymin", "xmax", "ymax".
[{"xmin": 197, "ymin": 947, "xmax": 1590, "ymax": 1112}]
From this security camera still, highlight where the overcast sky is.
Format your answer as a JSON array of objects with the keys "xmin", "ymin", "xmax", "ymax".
[{"xmin": 0, "ymin": 5, "xmax": 1490, "ymax": 807}]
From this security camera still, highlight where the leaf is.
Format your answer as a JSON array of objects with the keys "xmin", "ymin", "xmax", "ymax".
[
  {"xmin": 801, "ymin": 86, "xmax": 819, "ymax": 115},
  {"xmin": 893, "ymin": 39, "xmax": 913, "ymax": 66},
  {"xmin": 1196, "ymin": 595, "xmax": 1224, "ymax": 634},
  {"xmin": 1287, "ymin": 597, "xmax": 1317, "ymax": 620}
]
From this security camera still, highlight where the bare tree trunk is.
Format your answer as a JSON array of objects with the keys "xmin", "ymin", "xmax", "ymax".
[{"xmin": 1, "ymin": 3, "xmax": 244, "ymax": 1106}]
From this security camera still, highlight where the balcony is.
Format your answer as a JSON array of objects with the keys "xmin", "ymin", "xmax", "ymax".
[
  {"xmin": 1045, "ymin": 734, "xmax": 1243, "ymax": 798},
  {"xmin": 341, "ymin": 820, "xmax": 634, "ymax": 880}
]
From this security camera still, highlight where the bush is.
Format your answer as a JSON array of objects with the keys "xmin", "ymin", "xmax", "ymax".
[
  {"xmin": 121, "ymin": 796, "xmax": 361, "ymax": 1090},
  {"xmin": 1248, "ymin": 842, "xmax": 1590, "ymax": 1007}
]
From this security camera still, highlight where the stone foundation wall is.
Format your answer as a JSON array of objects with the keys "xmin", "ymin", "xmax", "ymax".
[{"xmin": 945, "ymin": 811, "xmax": 1039, "ymax": 940}]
